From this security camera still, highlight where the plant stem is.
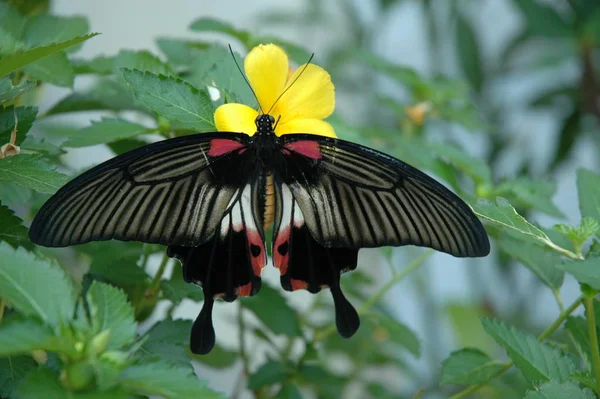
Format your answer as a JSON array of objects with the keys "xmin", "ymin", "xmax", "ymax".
[
  {"xmin": 313, "ymin": 250, "xmax": 432, "ymax": 342},
  {"xmin": 149, "ymin": 253, "xmax": 170, "ymax": 294},
  {"xmin": 0, "ymin": 298, "xmax": 5, "ymax": 324},
  {"xmin": 449, "ymin": 295, "xmax": 584, "ymax": 399},
  {"xmin": 232, "ymin": 303, "xmax": 251, "ymax": 399},
  {"xmin": 585, "ymin": 297, "xmax": 600, "ymax": 394},
  {"xmin": 552, "ymin": 289, "xmax": 565, "ymax": 312}
]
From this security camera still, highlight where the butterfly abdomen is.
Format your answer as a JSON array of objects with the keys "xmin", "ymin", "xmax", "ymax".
[{"xmin": 262, "ymin": 174, "xmax": 275, "ymax": 231}]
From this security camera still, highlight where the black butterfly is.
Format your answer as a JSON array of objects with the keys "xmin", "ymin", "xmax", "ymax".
[{"xmin": 29, "ymin": 114, "xmax": 490, "ymax": 354}]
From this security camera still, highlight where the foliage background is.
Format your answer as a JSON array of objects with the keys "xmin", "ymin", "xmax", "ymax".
[{"xmin": 1, "ymin": 0, "xmax": 600, "ymax": 398}]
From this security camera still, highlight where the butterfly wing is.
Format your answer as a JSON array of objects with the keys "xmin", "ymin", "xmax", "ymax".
[
  {"xmin": 168, "ymin": 181, "xmax": 267, "ymax": 354},
  {"xmin": 276, "ymin": 134, "xmax": 490, "ymax": 257},
  {"xmin": 29, "ymin": 133, "xmax": 253, "ymax": 248}
]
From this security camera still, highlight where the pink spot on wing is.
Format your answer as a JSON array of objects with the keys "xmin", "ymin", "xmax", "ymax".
[
  {"xmin": 237, "ymin": 282, "xmax": 252, "ymax": 297},
  {"xmin": 246, "ymin": 229, "xmax": 266, "ymax": 276},
  {"xmin": 290, "ymin": 279, "xmax": 308, "ymax": 291},
  {"xmin": 284, "ymin": 141, "xmax": 322, "ymax": 159},
  {"xmin": 273, "ymin": 226, "xmax": 290, "ymax": 275},
  {"xmin": 207, "ymin": 139, "xmax": 245, "ymax": 156}
]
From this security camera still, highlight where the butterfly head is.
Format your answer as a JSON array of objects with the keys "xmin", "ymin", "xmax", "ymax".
[{"xmin": 255, "ymin": 114, "xmax": 276, "ymax": 136}]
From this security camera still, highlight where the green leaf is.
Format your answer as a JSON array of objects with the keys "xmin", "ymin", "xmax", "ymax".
[
  {"xmin": 71, "ymin": 55, "xmax": 115, "ymax": 75},
  {"xmin": 87, "ymin": 282, "xmax": 136, "ymax": 350},
  {"xmin": 495, "ymin": 177, "xmax": 563, "ymax": 218},
  {"xmin": 83, "ymin": 242, "xmax": 148, "ymax": 285},
  {"xmin": 278, "ymin": 383, "xmax": 303, "ymax": 399},
  {"xmin": 577, "ymin": 169, "xmax": 600, "ymax": 233},
  {"xmin": 242, "ymin": 284, "xmax": 302, "ymax": 337},
  {"xmin": 472, "ymin": 197, "xmax": 549, "ymax": 242},
  {"xmin": 558, "ymin": 255, "xmax": 600, "ymax": 290},
  {"xmin": 367, "ymin": 313, "xmax": 420, "ymax": 357},
  {"xmin": 114, "ymin": 49, "xmax": 174, "ymax": 76},
  {"xmin": 0, "ymin": 318, "xmax": 73, "ymax": 356},
  {"xmin": 0, "ymin": 77, "xmax": 35, "ymax": 104},
  {"xmin": 160, "ymin": 262, "xmax": 203, "ymax": 304},
  {"xmin": 0, "ymin": 242, "xmax": 77, "ymax": 327},
  {"xmin": 0, "ymin": 33, "xmax": 99, "ymax": 78},
  {"xmin": 0, "ymin": 356, "xmax": 37, "ymax": 398},
  {"xmin": 23, "ymin": 14, "xmax": 89, "ymax": 52},
  {"xmin": 481, "ymin": 318, "xmax": 576, "ymax": 383},
  {"xmin": 0, "ymin": 105, "xmax": 38, "ymax": 146},
  {"xmin": 565, "ymin": 316, "xmax": 592, "ymax": 368},
  {"xmin": 0, "ymin": 182, "xmax": 31, "ymax": 207},
  {"xmin": 0, "ymin": 202, "xmax": 28, "ymax": 247},
  {"xmin": 455, "ymin": 13, "xmax": 484, "ymax": 92},
  {"xmin": 428, "ymin": 142, "xmax": 491, "ymax": 184},
  {"xmin": 512, "ymin": 0, "xmax": 574, "ymax": 38},
  {"xmin": 247, "ymin": 361, "xmax": 287, "ymax": 390},
  {"xmin": 156, "ymin": 38, "xmax": 208, "ymax": 66},
  {"xmin": 440, "ymin": 348, "xmax": 504, "ymax": 385},
  {"xmin": 121, "ymin": 68, "xmax": 214, "ymax": 131},
  {"xmin": 120, "ymin": 361, "xmax": 225, "ymax": 399},
  {"xmin": 0, "ymin": 4, "xmax": 25, "ymax": 40},
  {"xmin": 188, "ymin": 18, "xmax": 250, "ymax": 45},
  {"xmin": 523, "ymin": 381, "xmax": 595, "ymax": 399},
  {"xmin": 0, "ymin": 154, "xmax": 69, "ymax": 194},
  {"xmin": 23, "ymin": 51, "xmax": 74, "ymax": 87},
  {"xmin": 64, "ymin": 118, "xmax": 149, "ymax": 148},
  {"xmin": 498, "ymin": 235, "xmax": 564, "ymax": 290}
]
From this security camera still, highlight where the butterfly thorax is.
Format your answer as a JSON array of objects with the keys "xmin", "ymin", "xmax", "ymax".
[{"xmin": 253, "ymin": 114, "xmax": 278, "ymax": 231}]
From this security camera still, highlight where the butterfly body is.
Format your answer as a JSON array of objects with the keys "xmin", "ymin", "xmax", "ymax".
[{"xmin": 30, "ymin": 114, "xmax": 489, "ymax": 354}]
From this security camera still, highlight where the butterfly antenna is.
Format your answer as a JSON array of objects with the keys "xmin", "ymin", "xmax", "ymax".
[
  {"xmin": 266, "ymin": 52, "xmax": 314, "ymax": 115},
  {"xmin": 228, "ymin": 44, "xmax": 264, "ymax": 114},
  {"xmin": 273, "ymin": 115, "xmax": 282, "ymax": 130}
]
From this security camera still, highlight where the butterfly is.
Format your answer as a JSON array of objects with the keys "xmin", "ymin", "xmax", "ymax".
[{"xmin": 29, "ymin": 113, "xmax": 490, "ymax": 354}]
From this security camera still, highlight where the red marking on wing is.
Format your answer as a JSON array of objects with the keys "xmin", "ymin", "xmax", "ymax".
[
  {"xmin": 247, "ymin": 229, "xmax": 266, "ymax": 276},
  {"xmin": 284, "ymin": 141, "xmax": 322, "ymax": 159},
  {"xmin": 237, "ymin": 282, "xmax": 252, "ymax": 297},
  {"xmin": 273, "ymin": 226, "xmax": 290, "ymax": 275},
  {"xmin": 290, "ymin": 279, "xmax": 308, "ymax": 291},
  {"xmin": 207, "ymin": 139, "xmax": 245, "ymax": 156}
]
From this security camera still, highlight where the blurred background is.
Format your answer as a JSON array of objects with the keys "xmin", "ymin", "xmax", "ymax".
[{"xmin": 15, "ymin": 0, "xmax": 600, "ymax": 397}]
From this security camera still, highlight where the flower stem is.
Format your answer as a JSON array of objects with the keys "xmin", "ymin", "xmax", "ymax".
[
  {"xmin": 585, "ymin": 296, "xmax": 600, "ymax": 394},
  {"xmin": 313, "ymin": 250, "xmax": 432, "ymax": 343},
  {"xmin": 449, "ymin": 295, "xmax": 584, "ymax": 399},
  {"xmin": 149, "ymin": 253, "xmax": 170, "ymax": 294}
]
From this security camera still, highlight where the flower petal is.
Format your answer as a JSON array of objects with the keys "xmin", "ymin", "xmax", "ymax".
[
  {"xmin": 273, "ymin": 64, "xmax": 335, "ymax": 122},
  {"xmin": 244, "ymin": 44, "xmax": 289, "ymax": 112},
  {"xmin": 276, "ymin": 118, "xmax": 337, "ymax": 138},
  {"xmin": 214, "ymin": 103, "xmax": 258, "ymax": 136}
]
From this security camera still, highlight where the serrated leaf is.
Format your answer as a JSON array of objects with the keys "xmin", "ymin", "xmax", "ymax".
[
  {"xmin": 0, "ymin": 202, "xmax": 28, "ymax": 247},
  {"xmin": 242, "ymin": 284, "xmax": 302, "ymax": 337},
  {"xmin": 455, "ymin": 13, "xmax": 484, "ymax": 92},
  {"xmin": 44, "ymin": 81, "xmax": 135, "ymax": 116},
  {"xmin": 0, "ymin": 154, "xmax": 68, "ymax": 193},
  {"xmin": 523, "ymin": 380, "xmax": 595, "ymax": 399},
  {"xmin": 87, "ymin": 282, "xmax": 136, "ymax": 350},
  {"xmin": 0, "ymin": 356, "xmax": 37, "ymax": 398},
  {"xmin": 156, "ymin": 38, "xmax": 208, "ymax": 66},
  {"xmin": 71, "ymin": 55, "xmax": 115, "ymax": 75},
  {"xmin": 64, "ymin": 118, "xmax": 149, "ymax": 148},
  {"xmin": 114, "ymin": 49, "xmax": 173, "ymax": 76},
  {"xmin": 481, "ymin": 318, "xmax": 576, "ymax": 383},
  {"xmin": 565, "ymin": 316, "xmax": 592, "ymax": 368},
  {"xmin": 160, "ymin": 262, "xmax": 203, "ymax": 304},
  {"xmin": 570, "ymin": 371, "xmax": 596, "ymax": 391},
  {"xmin": 188, "ymin": 18, "xmax": 250, "ymax": 45},
  {"xmin": 495, "ymin": 177, "xmax": 563, "ymax": 218},
  {"xmin": 0, "ymin": 182, "xmax": 31, "ymax": 207},
  {"xmin": 577, "ymin": 169, "xmax": 600, "ymax": 234},
  {"xmin": 368, "ymin": 313, "xmax": 420, "ymax": 357},
  {"xmin": 23, "ymin": 14, "xmax": 89, "ymax": 52},
  {"xmin": 120, "ymin": 360, "xmax": 225, "ymax": 399},
  {"xmin": 440, "ymin": 348, "xmax": 504, "ymax": 385},
  {"xmin": 0, "ymin": 105, "xmax": 38, "ymax": 146},
  {"xmin": 0, "ymin": 78, "xmax": 35, "ymax": 103},
  {"xmin": 0, "ymin": 242, "xmax": 77, "ymax": 327},
  {"xmin": 0, "ymin": 33, "xmax": 99, "ymax": 78},
  {"xmin": 558, "ymin": 255, "xmax": 600, "ymax": 289},
  {"xmin": 472, "ymin": 197, "xmax": 551, "ymax": 243},
  {"xmin": 121, "ymin": 68, "xmax": 214, "ymax": 131},
  {"xmin": 247, "ymin": 361, "xmax": 287, "ymax": 390},
  {"xmin": 498, "ymin": 235, "xmax": 564, "ymax": 290},
  {"xmin": 428, "ymin": 142, "xmax": 491, "ymax": 184},
  {"xmin": 23, "ymin": 51, "xmax": 74, "ymax": 87},
  {"xmin": 83, "ymin": 241, "xmax": 148, "ymax": 285},
  {"xmin": 0, "ymin": 4, "xmax": 25, "ymax": 40},
  {"xmin": 0, "ymin": 318, "xmax": 73, "ymax": 356}
]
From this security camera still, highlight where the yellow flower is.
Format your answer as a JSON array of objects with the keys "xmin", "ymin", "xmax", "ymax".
[{"xmin": 214, "ymin": 44, "xmax": 336, "ymax": 138}]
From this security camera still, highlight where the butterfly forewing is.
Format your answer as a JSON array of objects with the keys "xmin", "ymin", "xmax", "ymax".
[
  {"xmin": 277, "ymin": 134, "xmax": 490, "ymax": 258},
  {"xmin": 29, "ymin": 133, "xmax": 253, "ymax": 248}
]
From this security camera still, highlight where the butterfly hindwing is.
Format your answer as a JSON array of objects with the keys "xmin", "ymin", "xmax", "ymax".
[
  {"xmin": 167, "ymin": 182, "xmax": 267, "ymax": 354},
  {"xmin": 272, "ymin": 182, "xmax": 360, "ymax": 337},
  {"xmin": 29, "ymin": 133, "xmax": 253, "ymax": 248},
  {"xmin": 277, "ymin": 134, "xmax": 490, "ymax": 258}
]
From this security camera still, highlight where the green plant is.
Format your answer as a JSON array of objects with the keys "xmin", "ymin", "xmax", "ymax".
[{"xmin": 1, "ymin": 0, "xmax": 600, "ymax": 398}]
